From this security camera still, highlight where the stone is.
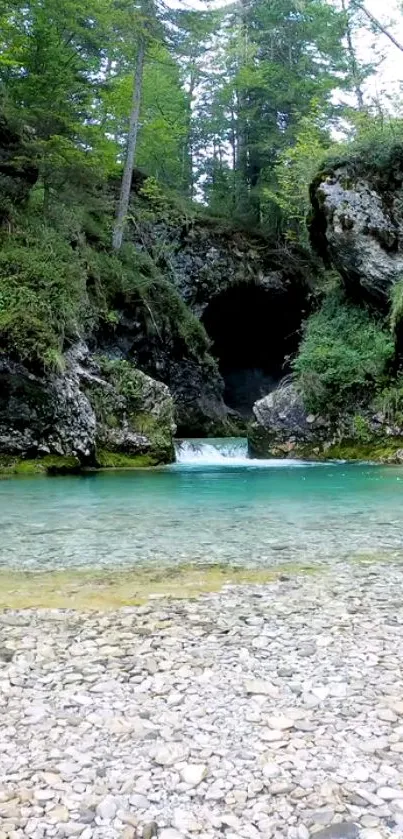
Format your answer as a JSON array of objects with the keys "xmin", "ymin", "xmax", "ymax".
[
  {"xmin": 376, "ymin": 787, "xmax": 403, "ymax": 800},
  {"xmin": 267, "ymin": 715, "xmax": 294, "ymax": 730},
  {"xmin": 0, "ymin": 344, "xmax": 176, "ymax": 465},
  {"xmin": 34, "ymin": 789, "xmax": 55, "ymax": 802},
  {"xmin": 261, "ymin": 728, "xmax": 286, "ymax": 742},
  {"xmin": 2, "ymin": 565, "xmax": 403, "ymax": 839},
  {"xmin": 48, "ymin": 805, "xmax": 69, "ymax": 822},
  {"xmin": 309, "ymin": 158, "xmax": 403, "ymax": 301},
  {"xmin": 262, "ymin": 762, "xmax": 281, "ymax": 780},
  {"xmin": 244, "ymin": 679, "xmax": 279, "ymax": 697},
  {"xmin": 143, "ymin": 822, "xmax": 159, "ymax": 839},
  {"xmin": 377, "ymin": 707, "xmax": 398, "ymax": 723},
  {"xmin": 180, "ymin": 764, "xmax": 207, "ymax": 786},
  {"xmin": 159, "ymin": 831, "xmax": 184, "ymax": 839},
  {"xmin": 96, "ymin": 794, "xmax": 118, "ymax": 820},
  {"xmin": 62, "ymin": 823, "xmax": 88, "ymax": 837},
  {"xmin": 310, "ymin": 823, "xmax": 359, "ymax": 839},
  {"xmin": 153, "ymin": 744, "xmax": 189, "ymax": 766},
  {"xmin": 129, "ymin": 793, "xmax": 151, "ymax": 809}
]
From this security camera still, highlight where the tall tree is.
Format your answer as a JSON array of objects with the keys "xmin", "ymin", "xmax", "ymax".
[
  {"xmin": 192, "ymin": 0, "xmax": 351, "ymax": 225},
  {"xmin": 0, "ymin": 0, "xmax": 110, "ymax": 210}
]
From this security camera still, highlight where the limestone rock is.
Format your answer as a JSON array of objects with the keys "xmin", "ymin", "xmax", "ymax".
[
  {"xmin": 180, "ymin": 763, "xmax": 208, "ymax": 786},
  {"xmin": 309, "ymin": 150, "xmax": 403, "ymax": 301},
  {"xmin": 0, "ymin": 343, "xmax": 176, "ymax": 466}
]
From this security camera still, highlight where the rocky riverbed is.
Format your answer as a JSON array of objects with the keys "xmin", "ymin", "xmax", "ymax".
[{"xmin": 1, "ymin": 562, "xmax": 403, "ymax": 839}]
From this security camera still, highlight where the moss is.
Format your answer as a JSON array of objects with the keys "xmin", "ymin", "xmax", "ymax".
[
  {"xmin": 0, "ymin": 563, "xmax": 321, "ymax": 610},
  {"xmin": 248, "ymin": 423, "xmax": 403, "ymax": 463},
  {"xmin": 95, "ymin": 449, "xmax": 160, "ymax": 468},
  {"xmin": 322, "ymin": 438, "xmax": 403, "ymax": 463},
  {"xmin": 290, "ymin": 438, "xmax": 403, "ymax": 463},
  {"xmin": 0, "ymin": 455, "xmax": 81, "ymax": 476},
  {"xmin": 127, "ymin": 414, "xmax": 175, "ymax": 463}
]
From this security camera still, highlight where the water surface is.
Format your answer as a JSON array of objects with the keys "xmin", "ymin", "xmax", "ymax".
[{"xmin": 1, "ymin": 438, "xmax": 403, "ymax": 570}]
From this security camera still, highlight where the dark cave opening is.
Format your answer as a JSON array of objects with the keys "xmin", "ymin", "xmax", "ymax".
[{"xmin": 201, "ymin": 283, "xmax": 305, "ymax": 417}]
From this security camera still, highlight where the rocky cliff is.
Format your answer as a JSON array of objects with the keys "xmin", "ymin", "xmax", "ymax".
[
  {"xmin": 249, "ymin": 141, "xmax": 403, "ymax": 463},
  {"xmin": 116, "ymin": 209, "xmax": 315, "ymax": 431},
  {"xmin": 309, "ymin": 145, "xmax": 403, "ymax": 303},
  {"xmin": 0, "ymin": 112, "xmax": 317, "ymax": 469},
  {"xmin": 0, "ymin": 344, "xmax": 175, "ymax": 473}
]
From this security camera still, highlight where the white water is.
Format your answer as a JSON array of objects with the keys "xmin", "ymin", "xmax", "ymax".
[{"xmin": 174, "ymin": 437, "xmax": 308, "ymax": 468}]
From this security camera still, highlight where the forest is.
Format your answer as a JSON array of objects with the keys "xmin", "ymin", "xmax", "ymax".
[{"xmin": 2, "ymin": 0, "xmax": 403, "ymax": 467}]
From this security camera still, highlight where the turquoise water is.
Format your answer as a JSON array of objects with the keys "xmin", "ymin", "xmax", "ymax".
[{"xmin": 1, "ymin": 438, "xmax": 403, "ymax": 570}]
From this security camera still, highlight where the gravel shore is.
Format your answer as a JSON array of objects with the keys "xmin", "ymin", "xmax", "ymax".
[{"xmin": 1, "ymin": 562, "xmax": 403, "ymax": 839}]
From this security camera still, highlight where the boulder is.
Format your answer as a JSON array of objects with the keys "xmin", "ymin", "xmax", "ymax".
[
  {"xmin": 0, "ymin": 343, "xmax": 176, "ymax": 468},
  {"xmin": 309, "ymin": 146, "xmax": 403, "ymax": 301},
  {"xmin": 0, "ymin": 352, "xmax": 95, "ymax": 461},
  {"xmin": 248, "ymin": 381, "xmax": 329, "ymax": 457},
  {"xmin": 248, "ymin": 379, "xmax": 403, "ymax": 461}
]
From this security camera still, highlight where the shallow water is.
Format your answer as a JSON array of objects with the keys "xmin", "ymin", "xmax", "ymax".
[{"xmin": 1, "ymin": 438, "xmax": 403, "ymax": 570}]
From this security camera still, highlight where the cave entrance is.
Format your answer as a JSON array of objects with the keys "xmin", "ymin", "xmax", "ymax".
[{"xmin": 201, "ymin": 283, "xmax": 303, "ymax": 417}]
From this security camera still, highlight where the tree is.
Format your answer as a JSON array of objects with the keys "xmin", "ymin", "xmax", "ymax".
[
  {"xmin": 0, "ymin": 0, "xmax": 111, "ymax": 211},
  {"xmin": 191, "ymin": 0, "xmax": 352, "ymax": 225},
  {"xmin": 112, "ymin": 29, "xmax": 146, "ymax": 251}
]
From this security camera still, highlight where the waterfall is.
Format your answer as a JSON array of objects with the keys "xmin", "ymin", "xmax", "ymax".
[
  {"xmin": 174, "ymin": 438, "xmax": 307, "ymax": 467},
  {"xmin": 175, "ymin": 437, "xmax": 249, "ymax": 466}
]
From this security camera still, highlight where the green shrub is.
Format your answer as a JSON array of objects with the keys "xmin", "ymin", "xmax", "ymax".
[
  {"xmin": 319, "ymin": 116, "xmax": 403, "ymax": 180},
  {"xmin": 375, "ymin": 376, "xmax": 403, "ymax": 426},
  {"xmin": 293, "ymin": 292, "xmax": 394, "ymax": 415},
  {"xmin": 390, "ymin": 278, "xmax": 403, "ymax": 335},
  {"xmin": 0, "ymin": 225, "xmax": 87, "ymax": 367}
]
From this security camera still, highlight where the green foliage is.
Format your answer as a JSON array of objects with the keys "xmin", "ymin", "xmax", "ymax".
[
  {"xmin": 352, "ymin": 414, "xmax": 372, "ymax": 443},
  {"xmin": 98, "ymin": 357, "xmax": 143, "ymax": 406},
  {"xmin": 319, "ymin": 116, "xmax": 403, "ymax": 180},
  {"xmin": 323, "ymin": 438, "xmax": 403, "ymax": 464},
  {"xmin": 0, "ymin": 223, "xmax": 87, "ymax": 366},
  {"xmin": 293, "ymin": 292, "xmax": 394, "ymax": 415},
  {"xmin": 391, "ymin": 278, "xmax": 403, "ymax": 335},
  {"xmin": 263, "ymin": 110, "xmax": 332, "ymax": 242},
  {"xmin": 374, "ymin": 376, "xmax": 403, "ymax": 426}
]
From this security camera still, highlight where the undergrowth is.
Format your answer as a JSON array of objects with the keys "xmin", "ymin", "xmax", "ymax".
[
  {"xmin": 0, "ymin": 173, "xmax": 211, "ymax": 370},
  {"xmin": 293, "ymin": 291, "xmax": 394, "ymax": 416}
]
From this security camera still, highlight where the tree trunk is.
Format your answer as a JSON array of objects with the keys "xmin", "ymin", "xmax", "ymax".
[
  {"xmin": 112, "ymin": 36, "xmax": 146, "ymax": 251},
  {"xmin": 342, "ymin": 0, "xmax": 365, "ymax": 111}
]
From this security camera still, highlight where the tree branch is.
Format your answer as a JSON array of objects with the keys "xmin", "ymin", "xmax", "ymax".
[{"xmin": 351, "ymin": 0, "xmax": 403, "ymax": 54}]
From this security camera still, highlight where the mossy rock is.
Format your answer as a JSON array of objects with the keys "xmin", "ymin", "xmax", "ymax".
[
  {"xmin": 95, "ymin": 449, "xmax": 161, "ymax": 468},
  {"xmin": 247, "ymin": 424, "xmax": 279, "ymax": 458},
  {"xmin": 0, "ymin": 454, "xmax": 81, "ymax": 476},
  {"xmin": 322, "ymin": 438, "xmax": 403, "ymax": 463},
  {"xmin": 248, "ymin": 421, "xmax": 403, "ymax": 463}
]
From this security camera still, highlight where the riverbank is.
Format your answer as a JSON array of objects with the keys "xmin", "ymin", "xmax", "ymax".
[{"xmin": 1, "ymin": 561, "xmax": 403, "ymax": 839}]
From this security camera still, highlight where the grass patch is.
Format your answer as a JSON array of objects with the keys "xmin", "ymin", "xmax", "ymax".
[{"xmin": 0, "ymin": 563, "xmax": 319, "ymax": 610}]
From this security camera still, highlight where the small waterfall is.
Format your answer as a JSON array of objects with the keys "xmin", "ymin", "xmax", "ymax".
[
  {"xmin": 175, "ymin": 437, "xmax": 249, "ymax": 466},
  {"xmin": 174, "ymin": 437, "xmax": 310, "ymax": 468}
]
